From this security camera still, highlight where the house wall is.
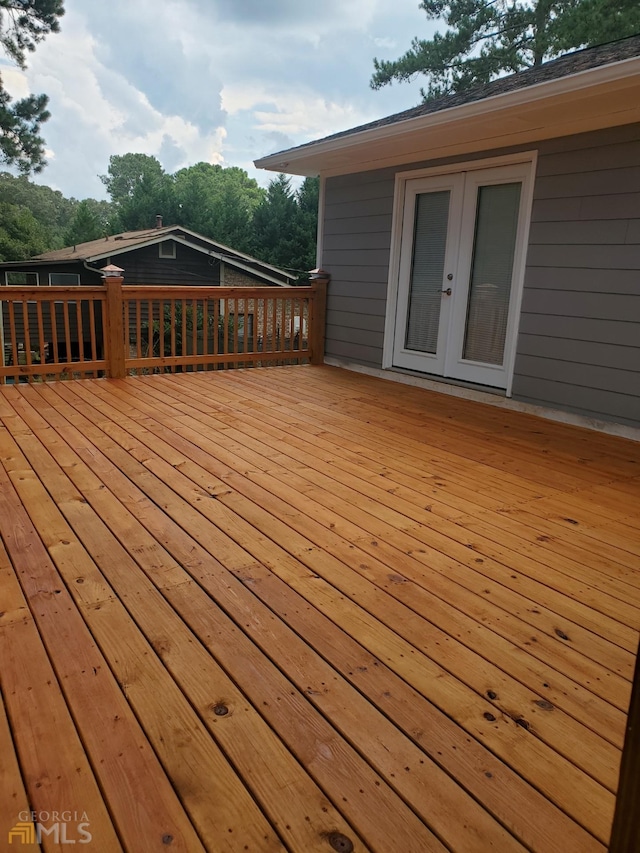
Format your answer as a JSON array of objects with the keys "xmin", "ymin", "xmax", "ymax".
[
  {"xmin": 513, "ymin": 124, "xmax": 640, "ymax": 427},
  {"xmin": 321, "ymin": 122, "xmax": 640, "ymax": 427},
  {"xmin": 108, "ymin": 242, "xmax": 222, "ymax": 285}
]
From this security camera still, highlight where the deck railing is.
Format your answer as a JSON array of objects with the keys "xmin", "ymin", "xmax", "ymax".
[{"xmin": 0, "ymin": 275, "xmax": 328, "ymax": 383}]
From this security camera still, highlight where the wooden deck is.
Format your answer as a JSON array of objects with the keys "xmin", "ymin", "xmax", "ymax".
[{"xmin": 1, "ymin": 365, "xmax": 638, "ymax": 853}]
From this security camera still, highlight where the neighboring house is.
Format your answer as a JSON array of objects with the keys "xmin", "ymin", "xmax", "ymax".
[
  {"xmin": 0, "ymin": 219, "xmax": 295, "ymax": 288},
  {"xmin": 0, "ymin": 221, "xmax": 295, "ymax": 365},
  {"xmin": 256, "ymin": 36, "xmax": 640, "ymax": 432}
]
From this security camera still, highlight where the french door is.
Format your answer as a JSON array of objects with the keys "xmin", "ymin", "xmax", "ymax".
[{"xmin": 392, "ymin": 162, "xmax": 532, "ymax": 389}]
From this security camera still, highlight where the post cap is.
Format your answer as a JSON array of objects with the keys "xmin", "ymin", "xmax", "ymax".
[
  {"xmin": 101, "ymin": 264, "xmax": 124, "ymax": 278},
  {"xmin": 309, "ymin": 268, "xmax": 330, "ymax": 280}
]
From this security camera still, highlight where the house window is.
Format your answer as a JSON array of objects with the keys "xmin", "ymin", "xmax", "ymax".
[
  {"xmin": 5, "ymin": 271, "xmax": 39, "ymax": 285},
  {"xmin": 159, "ymin": 240, "xmax": 176, "ymax": 259},
  {"xmin": 49, "ymin": 273, "xmax": 81, "ymax": 285}
]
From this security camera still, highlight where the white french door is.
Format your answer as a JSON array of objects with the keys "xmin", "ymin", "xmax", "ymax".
[{"xmin": 391, "ymin": 162, "xmax": 533, "ymax": 389}]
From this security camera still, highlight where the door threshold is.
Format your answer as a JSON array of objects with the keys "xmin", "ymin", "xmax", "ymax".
[{"xmin": 389, "ymin": 365, "xmax": 507, "ymax": 397}]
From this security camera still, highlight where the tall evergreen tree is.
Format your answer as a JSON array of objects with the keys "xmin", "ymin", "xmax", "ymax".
[
  {"xmin": 250, "ymin": 175, "xmax": 319, "ymax": 276},
  {"xmin": 64, "ymin": 199, "xmax": 104, "ymax": 246},
  {"xmin": 173, "ymin": 163, "xmax": 264, "ymax": 252},
  {"xmin": 292, "ymin": 176, "xmax": 320, "ymax": 274},
  {"xmin": 0, "ymin": 0, "xmax": 64, "ymax": 173},
  {"xmin": 251, "ymin": 174, "xmax": 300, "ymax": 271},
  {"xmin": 371, "ymin": 0, "xmax": 640, "ymax": 100}
]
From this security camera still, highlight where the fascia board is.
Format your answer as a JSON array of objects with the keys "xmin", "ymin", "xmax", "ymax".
[{"xmin": 254, "ymin": 56, "xmax": 640, "ymax": 173}]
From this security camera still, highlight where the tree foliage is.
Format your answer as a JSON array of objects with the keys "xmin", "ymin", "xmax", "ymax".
[
  {"xmin": 251, "ymin": 174, "xmax": 319, "ymax": 275},
  {"xmin": 173, "ymin": 162, "xmax": 264, "ymax": 253},
  {"xmin": 99, "ymin": 153, "xmax": 175, "ymax": 231},
  {"xmin": 371, "ymin": 0, "xmax": 640, "ymax": 100},
  {"xmin": 63, "ymin": 199, "xmax": 104, "ymax": 246},
  {"xmin": 0, "ymin": 0, "xmax": 64, "ymax": 173},
  {"xmin": 4, "ymin": 158, "xmax": 319, "ymax": 281},
  {"xmin": 0, "ymin": 201, "xmax": 49, "ymax": 260},
  {"xmin": 0, "ymin": 170, "xmax": 74, "ymax": 246}
]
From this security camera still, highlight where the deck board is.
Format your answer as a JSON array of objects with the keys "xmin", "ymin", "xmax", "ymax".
[{"xmin": 1, "ymin": 364, "xmax": 638, "ymax": 853}]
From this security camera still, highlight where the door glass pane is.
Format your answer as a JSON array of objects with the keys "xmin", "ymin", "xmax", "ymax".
[
  {"xmin": 463, "ymin": 182, "xmax": 521, "ymax": 365},
  {"xmin": 405, "ymin": 190, "xmax": 450, "ymax": 354}
]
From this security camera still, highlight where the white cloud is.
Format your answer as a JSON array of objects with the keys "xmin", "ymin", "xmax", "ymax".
[
  {"xmin": 374, "ymin": 37, "xmax": 397, "ymax": 50},
  {"xmin": 222, "ymin": 83, "xmax": 373, "ymax": 139},
  {"xmin": 0, "ymin": 65, "xmax": 30, "ymax": 99},
  {"xmin": 253, "ymin": 98, "xmax": 366, "ymax": 138},
  {"xmin": 4, "ymin": 0, "xmax": 430, "ymax": 198}
]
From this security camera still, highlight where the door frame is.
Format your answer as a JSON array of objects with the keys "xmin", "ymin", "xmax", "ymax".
[{"xmin": 382, "ymin": 151, "xmax": 537, "ymax": 397}]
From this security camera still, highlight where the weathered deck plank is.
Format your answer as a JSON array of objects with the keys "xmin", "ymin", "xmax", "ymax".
[{"xmin": 1, "ymin": 364, "xmax": 638, "ymax": 853}]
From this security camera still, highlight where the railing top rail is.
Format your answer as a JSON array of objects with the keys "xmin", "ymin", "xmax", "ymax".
[
  {"xmin": 0, "ymin": 284, "xmax": 318, "ymax": 298},
  {"xmin": 121, "ymin": 284, "xmax": 316, "ymax": 298},
  {"xmin": 0, "ymin": 286, "xmax": 107, "ymax": 297}
]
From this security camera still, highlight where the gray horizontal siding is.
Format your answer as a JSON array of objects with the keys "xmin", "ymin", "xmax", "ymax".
[
  {"xmin": 328, "ymin": 295, "xmax": 387, "ymax": 316},
  {"xmin": 326, "ymin": 310, "xmax": 386, "ymax": 332},
  {"xmin": 323, "ymin": 172, "xmax": 396, "ymax": 367},
  {"xmin": 523, "ymin": 267, "xmax": 639, "ymax": 294},
  {"xmin": 526, "ymin": 244, "xmax": 640, "ymax": 269},
  {"xmin": 514, "ymin": 376, "xmax": 640, "ymax": 426},
  {"xmin": 323, "ymin": 214, "xmax": 392, "ymax": 236},
  {"xmin": 515, "ymin": 354, "xmax": 638, "ymax": 397},
  {"xmin": 329, "ymin": 280, "xmax": 388, "ymax": 300},
  {"xmin": 534, "ymin": 167, "xmax": 640, "ymax": 199},
  {"xmin": 528, "ymin": 219, "xmax": 633, "ymax": 245},
  {"xmin": 517, "ymin": 333, "xmax": 640, "ymax": 371},
  {"xmin": 323, "ymin": 232, "xmax": 392, "ymax": 252},
  {"xmin": 325, "ymin": 338, "xmax": 383, "ymax": 367},
  {"xmin": 321, "ymin": 123, "xmax": 640, "ymax": 426},
  {"xmin": 513, "ymin": 123, "xmax": 640, "ymax": 426},
  {"xmin": 517, "ymin": 313, "xmax": 639, "ymax": 347},
  {"xmin": 521, "ymin": 290, "xmax": 640, "ymax": 323},
  {"xmin": 536, "ymin": 136, "xmax": 640, "ymax": 177}
]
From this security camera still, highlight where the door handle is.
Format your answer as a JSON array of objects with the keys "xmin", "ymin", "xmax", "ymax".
[{"xmin": 441, "ymin": 288, "xmax": 452, "ymax": 296}]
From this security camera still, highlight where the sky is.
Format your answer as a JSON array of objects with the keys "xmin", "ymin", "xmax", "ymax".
[{"xmin": 1, "ymin": 0, "xmax": 437, "ymax": 201}]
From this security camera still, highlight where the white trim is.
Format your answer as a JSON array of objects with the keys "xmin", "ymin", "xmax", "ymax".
[
  {"xmin": 382, "ymin": 170, "xmax": 408, "ymax": 369},
  {"xmin": 383, "ymin": 151, "xmax": 537, "ymax": 392},
  {"xmin": 316, "ymin": 176, "xmax": 326, "ymax": 269},
  {"xmin": 4, "ymin": 270, "xmax": 40, "ymax": 286},
  {"xmin": 49, "ymin": 272, "xmax": 80, "ymax": 286},
  {"xmin": 255, "ymin": 56, "xmax": 640, "ymax": 174},
  {"xmin": 158, "ymin": 240, "xmax": 176, "ymax": 259},
  {"xmin": 505, "ymin": 153, "xmax": 536, "ymax": 395},
  {"xmin": 324, "ymin": 357, "xmax": 640, "ymax": 442},
  {"xmin": 394, "ymin": 149, "xmax": 538, "ymax": 181}
]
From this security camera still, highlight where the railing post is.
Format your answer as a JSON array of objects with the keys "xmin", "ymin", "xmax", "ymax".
[
  {"xmin": 102, "ymin": 266, "xmax": 126, "ymax": 379},
  {"xmin": 609, "ymin": 640, "xmax": 640, "ymax": 852},
  {"xmin": 309, "ymin": 269, "xmax": 329, "ymax": 366}
]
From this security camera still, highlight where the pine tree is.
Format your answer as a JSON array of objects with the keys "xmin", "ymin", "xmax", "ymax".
[
  {"xmin": 371, "ymin": 0, "xmax": 640, "ymax": 101},
  {"xmin": 0, "ymin": 0, "xmax": 64, "ymax": 173}
]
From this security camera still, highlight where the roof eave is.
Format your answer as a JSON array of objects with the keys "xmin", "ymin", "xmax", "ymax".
[{"xmin": 254, "ymin": 55, "xmax": 640, "ymax": 176}]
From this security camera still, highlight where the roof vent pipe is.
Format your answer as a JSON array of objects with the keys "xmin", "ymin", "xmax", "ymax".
[{"xmin": 156, "ymin": 214, "xmax": 163, "ymax": 228}]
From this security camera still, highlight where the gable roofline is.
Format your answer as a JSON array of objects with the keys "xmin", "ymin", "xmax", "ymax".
[
  {"xmin": 25, "ymin": 225, "xmax": 295, "ymax": 285},
  {"xmin": 255, "ymin": 36, "xmax": 640, "ymax": 177}
]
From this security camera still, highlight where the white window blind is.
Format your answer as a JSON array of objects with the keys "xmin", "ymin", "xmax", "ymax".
[
  {"xmin": 405, "ymin": 190, "xmax": 450, "ymax": 354},
  {"xmin": 463, "ymin": 182, "xmax": 521, "ymax": 365}
]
